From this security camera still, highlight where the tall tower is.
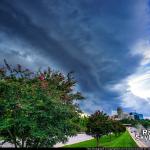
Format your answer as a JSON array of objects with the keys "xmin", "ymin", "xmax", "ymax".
[{"xmin": 117, "ymin": 107, "xmax": 123, "ymax": 119}]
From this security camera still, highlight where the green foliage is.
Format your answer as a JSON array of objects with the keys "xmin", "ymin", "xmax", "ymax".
[
  {"xmin": 0, "ymin": 60, "xmax": 84, "ymax": 148},
  {"xmin": 86, "ymin": 110, "xmax": 110, "ymax": 147},
  {"xmin": 111, "ymin": 120, "xmax": 126, "ymax": 136},
  {"xmin": 86, "ymin": 110, "xmax": 126, "ymax": 147},
  {"xmin": 119, "ymin": 119, "xmax": 139, "ymax": 127},
  {"xmin": 86, "ymin": 111, "xmax": 109, "ymax": 137},
  {"xmin": 120, "ymin": 118, "xmax": 150, "ymax": 129},
  {"xmin": 139, "ymin": 119, "xmax": 150, "ymax": 129},
  {"xmin": 78, "ymin": 116, "xmax": 88, "ymax": 132}
]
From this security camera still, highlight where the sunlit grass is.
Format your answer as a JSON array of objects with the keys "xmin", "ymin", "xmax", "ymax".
[{"xmin": 64, "ymin": 131, "xmax": 137, "ymax": 148}]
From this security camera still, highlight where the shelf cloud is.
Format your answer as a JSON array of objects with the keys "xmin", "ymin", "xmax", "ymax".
[{"xmin": 0, "ymin": 0, "xmax": 150, "ymax": 116}]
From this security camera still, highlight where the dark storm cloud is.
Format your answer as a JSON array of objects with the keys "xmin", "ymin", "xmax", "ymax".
[{"xmin": 0, "ymin": 0, "xmax": 148, "ymax": 113}]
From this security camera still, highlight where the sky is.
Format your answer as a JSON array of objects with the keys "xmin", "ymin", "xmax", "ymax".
[{"xmin": 0, "ymin": 0, "xmax": 150, "ymax": 117}]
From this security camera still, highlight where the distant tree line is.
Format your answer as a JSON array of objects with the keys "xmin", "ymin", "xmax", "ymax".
[
  {"xmin": 119, "ymin": 118, "xmax": 150, "ymax": 129},
  {"xmin": 139, "ymin": 119, "xmax": 150, "ymax": 129},
  {"xmin": 119, "ymin": 119, "xmax": 139, "ymax": 127}
]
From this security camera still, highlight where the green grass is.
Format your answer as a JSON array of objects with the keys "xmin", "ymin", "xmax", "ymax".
[
  {"xmin": 0, "ymin": 137, "xmax": 3, "ymax": 140},
  {"xmin": 64, "ymin": 131, "xmax": 137, "ymax": 148}
]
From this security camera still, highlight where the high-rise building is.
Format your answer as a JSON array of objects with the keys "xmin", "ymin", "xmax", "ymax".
[
  {"xmin": 129, "ymin": 112, "xmax": 143, "ymax": 120},
  {"xmin": 111, "ymin": 107, "xmax": 144, "ymax": 121},
  {"xmin": 117, "ymin": 107, "xmax": 123, "ymax": 119}
]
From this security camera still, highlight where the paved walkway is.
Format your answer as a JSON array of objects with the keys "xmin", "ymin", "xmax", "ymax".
[
  {"xmin": 53, "ymin": 133, "xmax": 93, "ymax": 147},
  {"xmin": 0, "ymin": 133, "xmax": 93, "ymax": 148},
  {"xmin": 0, "ymin": 141, "xmax": 14, "ymax": 148}
]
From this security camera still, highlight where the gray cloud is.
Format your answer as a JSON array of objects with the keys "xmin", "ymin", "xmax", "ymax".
[{"xmin": 0, "ymin": 0, "xmax": 149, "ymax": 115}]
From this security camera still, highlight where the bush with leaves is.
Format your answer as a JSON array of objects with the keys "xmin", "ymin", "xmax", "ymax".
[
  {"xmin": 86, "ymin": 110, "xmax": 110, "ymax": 147},
  {"xmin": 0, "ymin": 60, "xmax": 84, "ymax": 148}
]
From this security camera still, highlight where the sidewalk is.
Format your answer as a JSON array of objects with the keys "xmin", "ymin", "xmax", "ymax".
[
  {"xmin": 0, "ymin": 134, "xmax": 93, "ymax": 148},
  {"xmin": 0, "ymin": 141, "xmax": 14, "ymax": 148},
  {"xmin": 53, "ymin": 133, "xmax": 93, "ymax": 147}
]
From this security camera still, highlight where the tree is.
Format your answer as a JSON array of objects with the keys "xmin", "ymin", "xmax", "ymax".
[
  {"xmin": 117, "ymin": 107, "xmax": 123, "ymax": 119},
  {"xmin": 105, "ymin": 119, "xmax": 114, "ymax": 141},
  {"xmin": 139, "ymin": 119, "xmax": 150, "ymax": 129},
  {"xmin": 0, "ymin": 60, "xmax": 84, "ymax": 148},
  {"xmin": 111, "ymin": 121, "xmax": 126, "ymax": 136},
  {"xmin": 86, "ymin": 110, "xmax": 109, "ymax": 148},
  {"xmin": 78, "ymin": 116, "xmax": 88, "ymax": 132}
]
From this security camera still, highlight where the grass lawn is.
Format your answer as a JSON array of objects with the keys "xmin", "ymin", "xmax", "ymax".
[
  {"xmin": 64, "ymin": 131, "xmax": 137, "ymax": 148},
  {"xmin": 0, "ymin": 137, "xmax": 3, "ymax": 140}
]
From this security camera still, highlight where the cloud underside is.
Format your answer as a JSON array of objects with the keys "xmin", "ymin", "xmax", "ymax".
[{"xmin": 0, "ymin": 0, "xmax": 150, "ymax": 116}]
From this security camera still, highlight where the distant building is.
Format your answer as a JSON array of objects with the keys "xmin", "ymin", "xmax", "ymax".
[
  {"xmin": 129, "ymin": 112, "xmax": 143, "ymax": 120},
  {"xmin": 117, "ymin": 107, "xmax": 123, "ymax": 119},
  {"xmin": 116, "ymin": 107, "xmax": 131, "ymax": 120},
  {"xmin": 110, "ymin": 107, "xmax": 144, "ymax": 120},
  {"xmin": 110, "ymin": 115, "xmax": 119, "ymax": 120},
  {"xmin": 122, "ymin": 112, "xmax": 130, "ymax": 119}
]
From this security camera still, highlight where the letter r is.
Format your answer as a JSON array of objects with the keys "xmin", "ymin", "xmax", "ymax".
[{"xmin": 143, "ymin": 130, "xmax": 147, "ymax": 135}]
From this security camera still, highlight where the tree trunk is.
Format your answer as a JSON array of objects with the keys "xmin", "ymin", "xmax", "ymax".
[
  {"xmin": 22, "ymin": 139, "xmax": 24, "ymax": 148},
  {"xmin": 96, "ymin": 137, "xmax": 99, "ymax": 148},
  {"xmin": 7, "ymin": 129, "xmax": 17, "ymax": 148}
]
